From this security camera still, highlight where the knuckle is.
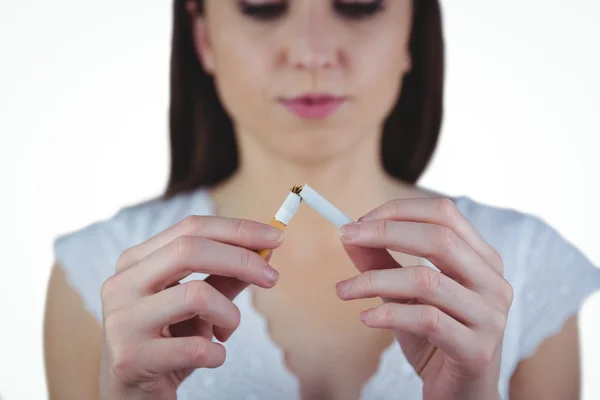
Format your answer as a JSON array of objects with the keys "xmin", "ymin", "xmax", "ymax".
[
  {"xmin": 184, "ymin": 280, "xmax": 209, "ymax": 310},
  {"xmin": 100, "ymin": 275, "xmax": 119, "ymax": 303},
  {"xmin": 234, "ymin": 219, "xmax": 246, "ymax": 238},
  {"xmin": 472, "ymin": 342, "xmax": 495, "ymax": 370},
  {"xmin": 186, "ymin": 337, "xmax": 209, "ymax": 365},
  {"xmin": 224, "ymin": 304, "xmax": 242, "ymax": 332},
  {"xmin": 392, "ymin": 199, "xmax": 402, "ymax": 217},
  {"xmin": 172, "ymin": 235, "xmax": 198, "ymax": 261},
  {"xmin": 178, "ymin": 215, "xmax": 197, "ymax": 234},
  {"xmin": 432, "ymin": 225, "xmax": 455, "ymax": 255},
  {"xmin": 103, "ymin": 309, "xmax": 127, "ymax": 334},
  {"xmin": 491, "ymin": 248, "xmax": 504, "ymax": 270},
  {"xmin": 232, "ymin": 305, "xmax": 242, "ymax": 329},
  {"xmin": 360, "ymin": 271, "xmax": 375, "ymax": 294},
  {"xmin": 136, "ymin": 380, "xmax": 162, "ymax": 394},
  {"xmin": 413, "ymin": 267, "xmax": 439, "ymax": 297},
  {"xmin": 419, "ymin": 306, "xmax": 441, "ymax": 334},
  {"xmin": 178, "ymin": 215, "xmax": 206, "ymax": 235},
  {"xmin": 239, "ymin": 248, "xmax": 253, "ymax": 270},
  {"xmin": 381, "ymin": 304, "xmax": 396, "ymax": 325},
  {"xmin": 498, "ymin": 279, "xmax": 514, "ymax": 310},
  {"xmin": 376, "ymin": 220, "xmax": 389, "ymax": 239},
  {"xmin": 111, "ymin": 342, "xmax": 139, "ymax": 379},
  {"xmin": 436, "ymin": 197, "xmax": 459, "ymax": 223},
  {"xmin": 115, "ymin": 248, "xmax": 134, "ymax": 272},
  {"xmin": 490, "ymin": 310, "xmax": 508, "ymax": 333}
]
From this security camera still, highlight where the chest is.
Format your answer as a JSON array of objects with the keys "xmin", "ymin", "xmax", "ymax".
[{"xmin": 251, "ymin": 246, "xmax": 419, "ymax": 400}]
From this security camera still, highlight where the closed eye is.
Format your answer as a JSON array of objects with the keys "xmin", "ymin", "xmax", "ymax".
[
  {"xmin": 238, "ymin": 0, "xmax": 287, "ymax": 21},
  {"xmin": 334, "ymin": 0, "xmax": 385, "ymax": 19}
]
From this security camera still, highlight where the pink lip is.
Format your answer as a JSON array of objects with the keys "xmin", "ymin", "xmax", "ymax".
[{"xmin": 281, "ymin": 94, "xmax": 346, "ymax": 119}]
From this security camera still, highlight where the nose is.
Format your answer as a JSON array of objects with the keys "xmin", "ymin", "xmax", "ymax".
[{"xmin": 285, "ymin": 6, "xmax": 340, "ymax": 72}]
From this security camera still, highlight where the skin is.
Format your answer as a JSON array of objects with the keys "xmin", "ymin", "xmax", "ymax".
[{"xmin": 44, "ymin": 0, "xmax": 582, "ymax": 399}]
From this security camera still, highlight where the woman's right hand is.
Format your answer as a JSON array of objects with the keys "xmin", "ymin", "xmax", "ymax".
[{"xmin": 98, "ymin": 216, "xmax": 284, "ymax": 400}]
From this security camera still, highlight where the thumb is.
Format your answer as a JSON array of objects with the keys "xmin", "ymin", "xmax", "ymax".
[{"xmin": 342, "ymin": 242, "xmax": 400, "ymax": 273}]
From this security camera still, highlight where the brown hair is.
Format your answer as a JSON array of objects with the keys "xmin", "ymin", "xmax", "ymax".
[{"xmin": 165, "ymin": 0, "xmax": 444, "ymax": 197}]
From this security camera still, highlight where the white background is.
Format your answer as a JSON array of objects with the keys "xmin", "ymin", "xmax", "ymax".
[{"xmin": 1, "ymin": 1, "xmax": 599, "ymax": 399}]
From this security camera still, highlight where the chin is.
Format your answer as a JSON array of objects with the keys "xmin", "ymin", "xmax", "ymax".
[{"xmin": 267, "ymin": 128, "xmax": 366, "ymax": 165}]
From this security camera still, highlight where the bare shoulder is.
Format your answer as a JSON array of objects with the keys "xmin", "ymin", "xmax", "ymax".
[
  {"xmin": 44, "ymin": 263, "xmax": 101, "ymax": 400},
  {"xmin": 510, "ymin": 314, "xmax": 580, "ymax": 399}
]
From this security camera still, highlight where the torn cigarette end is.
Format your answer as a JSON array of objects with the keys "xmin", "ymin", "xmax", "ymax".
[
  {"xmin": 290, "ymin": 185, "xmax": 303, "ymax": 195},
  {"xmin": 256, "ymin": 189, "xmax": 302, "ymax": 259}
]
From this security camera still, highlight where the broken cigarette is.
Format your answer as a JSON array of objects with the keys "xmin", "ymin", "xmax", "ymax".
[
  {"xmin": 299, "ymin": 184, "xmax": 354, "ymax": 228},
  {"xmin": 256, "ymin": 184, "xmax": 354, "ymax": 258},
  {"xmin": 256, "ymin": 186, "xmax": 302, "ymax": 259}
]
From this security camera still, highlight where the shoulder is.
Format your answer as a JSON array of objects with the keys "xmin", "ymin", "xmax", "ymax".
[
  {"xmin": 55, "ymin": 188, "xmax": 215, "ymax": 255},
  {"xmin": 447, "ymin": 195, "xmax": 545, "ymax": 283},
  {"xmin": 452, "ymin": 195, "xmax": 539, "ymax": 236},
  {"xmin": 452, "ymin": 195, "xmax": 600, "ymax": 370},
  {"xmin": 453, "ymin": 194, "xmax": 594, "ymax": 268},
  {"xmin": 52, "ymin": 188, "xmax": 215, "ymax": 321},
  {"xmin": 453, "ymin": 194, "xmax": 599, "ymax": 291},
  {"xmin": 113, "ymin": 188, "xmax": 215, "ymax": 240}
]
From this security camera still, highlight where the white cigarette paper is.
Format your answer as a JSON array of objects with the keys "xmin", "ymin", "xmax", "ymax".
[
  {"xmin": 299, "ymin": 184, "xmax": 354, "ymax": 228},
  {"xmin": 274, "ymin": 192, "xmax": 302, "ymax": 225}
]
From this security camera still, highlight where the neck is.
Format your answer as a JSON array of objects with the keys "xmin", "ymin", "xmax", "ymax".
[{"xmin": 210, "ymin": 130, "xmax": 413, "ymax": 238}]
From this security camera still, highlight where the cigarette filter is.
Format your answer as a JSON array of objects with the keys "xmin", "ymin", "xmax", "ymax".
[
  {"xmin": 256, "ymin": 188, "xmax": 302, "ymax": 259},
  {"xmin": 299, "ymin": 184, "xmax": 354, "ymax": 228}
]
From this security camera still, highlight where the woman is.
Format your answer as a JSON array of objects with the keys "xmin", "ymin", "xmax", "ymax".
[{"xmin": 44, "ymin": 0, "xmax": 600, "ymax": 399}]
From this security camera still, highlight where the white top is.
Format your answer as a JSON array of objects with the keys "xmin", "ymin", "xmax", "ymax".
[{"xmin": 54, "ymin": 188, "xmax": 600, "ymax": 400}]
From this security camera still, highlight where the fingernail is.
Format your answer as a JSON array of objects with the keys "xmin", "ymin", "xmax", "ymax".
[
  {"xmin": 340, "ymin": 223, "xmax": 361, "ymax": 240},
  {"xmin": 262, "ymin": 226, "xmax": 284, "ymax": 242},
  {"xmin": 360, "ymin": 308, "xmax": 374, "ymax": 321},
  {"xmin": 264, "ymin": 266, "xmax": 279, "ymax": 285},
  {"xmin": 336, "ymin": 280, "xmax": 351, "ymax": 297}
]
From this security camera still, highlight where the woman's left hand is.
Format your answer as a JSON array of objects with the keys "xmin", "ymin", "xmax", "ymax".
[{"xmin": 337, "ymin": 198, "xmax": 513, "ymax": 400}]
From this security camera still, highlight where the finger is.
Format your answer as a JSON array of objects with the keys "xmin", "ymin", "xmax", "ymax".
[
  {"xmin": 359, "ymin": 198, "xmax": 503, "ymax": 273},
  {"xmin": 342, "ymin": 243, "xmax": 399, "ymax": 273},
  {"xmin": 138, "ymin": 336, "xmax": 226, "ymax": 374},
  {"xmin": 202, "ymin": 249, "xmax": 274, "ymax": 338},
  {"xmin": 336, "ymin": 266, "xmax": 488, "ymax": 326},
  {"xmin": 203, "ymin": 249, "xmax": 272, "ymax": 314},
  {"xmin": 360, "ymin": 302, "xmax": 479, "ymax": 363},
  {"xmin": 127, "ymin": 280, "xmax": 241, "ymax": 338},
  {"xmin": 122, "ymin": 235, "xmax": 280, "ymax": 296},
  {"xmin": 340, "ymin": 220, "xmax": 496, "ymax": 289},
  {"xmin": 116, "ymin": 216, "xmax": 284, "ymax": 272},
  {"xmin": 203, "ymin": 274, "xmax": 250, "ymax": 342},
  {"xmin": 204, "ymin": 252, "xmax": 279, "ymax": 340},
  {"xmin": 203, "ymin": 250, "xmax": 272, "ymax": 302}
]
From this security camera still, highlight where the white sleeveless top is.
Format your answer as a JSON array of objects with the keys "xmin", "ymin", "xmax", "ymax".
[{"xmin": 54, "ymin": 189, "xmax": 600, "ymax": 400}]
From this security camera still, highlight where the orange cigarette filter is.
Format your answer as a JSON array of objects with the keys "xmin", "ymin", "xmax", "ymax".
[{"xmin": 256, "ymin": 186, "xmax": 302, "ymax": 259}]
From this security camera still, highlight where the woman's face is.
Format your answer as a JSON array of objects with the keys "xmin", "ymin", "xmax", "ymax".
[{"xmin": 191, "ymin": 0, "xmax": 413, "ymax": 164}]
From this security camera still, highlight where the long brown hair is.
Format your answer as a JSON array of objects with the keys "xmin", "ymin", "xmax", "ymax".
[{"xmin": 165, "ymin": 0, "xmax": 444, "ymax": 198}]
